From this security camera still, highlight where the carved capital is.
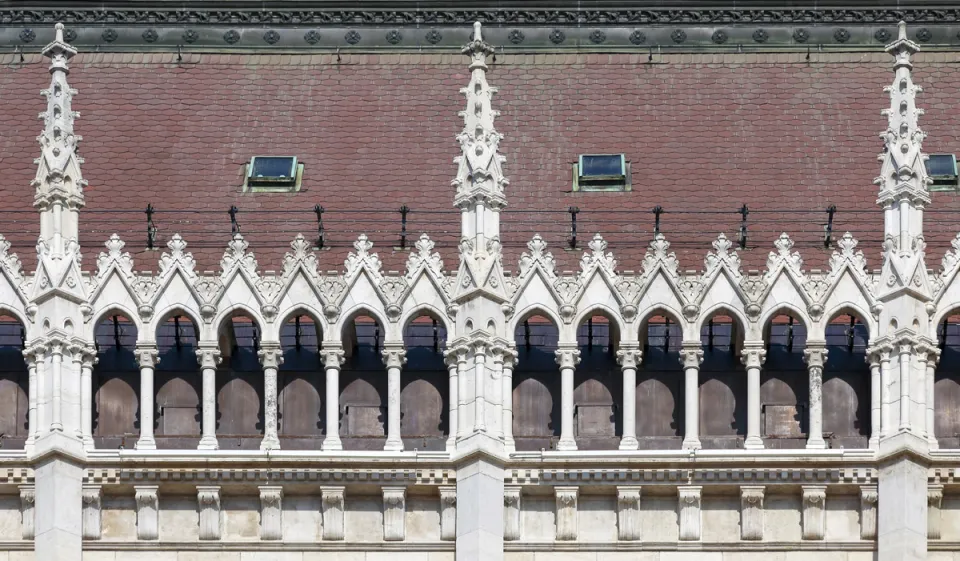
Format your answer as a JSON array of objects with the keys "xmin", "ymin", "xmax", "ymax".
[
  {"xmin": 257, "ymin": 344, "xmax": 284, "ymax": 369},
  {"xmin": 678, "ymin": 486, "xmax": 702, "ymax": 541},
  {"xmin": 740, "ymin": 346, "xmax": 767, "ymax": 368},
  {"xmin": 679, "ymin": 344, "xmax": 704, "ymax": 369},
  {"xmin": 321, "ymin": 347, "xmax": 346, "ymax": 369},
  {"xmin": 381, "ymin": 346, "xmax": 407, "ymax": 369},
  {"xmin": 135, "ymin": 345, "xmax": 159, "ymax": 369},
  {"xmin": 555, "ymin": 347, "xmax": 581, "ymax": 369},
  {"xmin": 803, "ymin": 345, "xmax": 828, "ymax": 369},
  {"xmin": 616, "ymin": 348, "xmax": 642, "ymax": 370},
  {"xmin": 616, "ymin": 486, "xmax": 642, "ymax": 541},
  {"xmin": 195, "ymin": 346, "xmax": 222, "ymax": 369},
  {"xmin": 929, "ymin": 484, "xmax": 944, "ymax": 540},
  {"xmin": 19, "ymin": 485, "xmax": 35, "ymax": 541},
  {"xmin": 439, "ymin": 486, "xmax": 457, "ymax": 541}
]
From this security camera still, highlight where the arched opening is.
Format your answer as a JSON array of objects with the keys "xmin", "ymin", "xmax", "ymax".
[
  {"xmin": 935, "ymin": 312, "xmax": 960, "ymax": 448},
  {"xmin": 824, "ymin": 312, "xmax": 871, "ymax": 448},
  {"xmin": 512, "ymin": 313, "xmax": 560, "ymax": 451},
  {"xmin": 340, "ymin": 313, "xmax": 386, "ymax": 450},
  {"xmin": 92, "ymin": 314, "xmax": 139, "ymax": 449},
  {"xmin": 636, "ymin": 313, "xmax": 683, "ymax": 449},
  {"xmin": 698, "ymin": 312, "xmax": 746, "ymax": 449},
  {"xmin": 573, "ymin": 313, "xmax": 620, "ymax": 449},
  {"xmin": 761, "ymin": 312, "xmax": 809, "ymax": 449},
  {"xmin": 400, "ymin": 313, "xmax": 448, "ymax": 450},
  {"xmin": 0, "ymin": 313, "xmax": 28, "ymax": 448},
  {"xmin": 154, "ymin": 315, "xmax": 201, "ymax": 449},
  {"xmin": 216, "ymin": 313, "xmax": 264, "ymax": 449},
  {"xmin": 278, "ymin": 313, "xmax": 325, "ymax": 449}
]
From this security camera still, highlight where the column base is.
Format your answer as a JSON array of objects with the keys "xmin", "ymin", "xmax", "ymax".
[
  {"xmin": 322, "ymin": 437, "xmax": 343, "ymax": 452},
  {"xmin": 259, "ymin": 436, "xmax": 280, "ymax": 451},
  {"xmin": 135, "ymin": 437, "xmax": 156, "ymax": 451},
  {"xmin": 682, "ymin": 437, "xmax": 702, "ymax": 450},
  {"xmin": 197, "ymin": 436, "xmax": 219, "ymax": 451},
  {"xmin": 384, "ymin": 438, "xmax": 404, "ymax": 452},
  {"xmin": 556, "ymin": 438, "xmax": 578, "ymax": 451},
  {"xmin": 618, "ymin": 436, "xmax": 639, "ymax": 451},
  {"xmin": 805, "ymin": 438, "xmax": 827, "ymax": 450},
  {"xmin": 743, "ymin": 436, "xmax": 764, "ymax": 450}
]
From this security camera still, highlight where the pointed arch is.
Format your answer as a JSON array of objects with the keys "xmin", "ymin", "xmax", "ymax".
[
  {"xmin": 759, "ymin": 304, "xmax": 812, "ymax": 338},
  {"xmin": 272, "ymin": 304, "xmax": 325, "ymax": 343},
  {"xmin": 89, "ymin": 305, "xmax": 142, "ymax": 343},
  {"xmin": 572, "ymin": 304, "xmax": 626, "ymax": 349},
  {"xmin": 509, "ymin": 304, "xmax": 563, "ymax": 336},
  {"xmin": 695, "ymin": 304, "xmax": 749, "ymax": 338},
  {"xmin": 152, "ymin": 305, "xmax": 206, "ymax": 343}
]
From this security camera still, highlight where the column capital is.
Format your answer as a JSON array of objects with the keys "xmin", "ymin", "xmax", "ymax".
[
  {"xmin": 679, "ymin": 344, "xmax": 704, "ymax": 369},
  {"xmin": 257, "ymin": 343, "xmax": 284, "ymax": 369},
  {"xmin": 802, "ymin": 345, "xmax": 828, "ymax": 368},
  {"xmin": 555, "ymin": 347, "xmax": 581, "ymax": 368},
  {"xmin": 740, "ymin": 345, "xmax": 766, "ymax": 368},
  {"xmin": 195, "ymin": 345, "xmax": 222, "ymax": 369},
  {"xmin": 134, "ymin": 345, "xmax": 159, "ymax": 368},
  {"xmin": 444, "ymin": 344, "xmax": 471, "ymax": 366},
  {"xmin": 381, "ymin": 345, "xmax": 407, "ymax": 369},
  {"xmin": 321, "ymin": 347, "xmax": 346, "ymax": 369},
  {"xmin": 616, "ymin": 348, "xmax": 642, "ymax": 369}
]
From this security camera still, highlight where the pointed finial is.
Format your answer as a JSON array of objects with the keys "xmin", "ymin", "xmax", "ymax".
[
  {"xmin": 898, "ymin": 20, "xmax": 907, "ymax": 42},
  {"xmin": 55, "ymin": 22, "xmax": 64, "ymax": 43},
  {"xmin": 474, "ymin": 21, "xmax": 482, "ymax": 43}
]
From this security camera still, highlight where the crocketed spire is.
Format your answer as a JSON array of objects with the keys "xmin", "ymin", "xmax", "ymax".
[
  {"xmin": 33, "ymin": 23, "xmax": 85, "ymax": 214},
  {"xmin": 876, "ymin": 21, "xmax": 931, "ymax": 208},
  {"xmin": 452, "ymin": 22, "xmax": 508, "ymax": 209}
]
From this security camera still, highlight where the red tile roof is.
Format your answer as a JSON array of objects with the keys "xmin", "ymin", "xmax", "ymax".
[{"xmin": 1, "ymin": 50, "xmax": 960, "ymax": 274}]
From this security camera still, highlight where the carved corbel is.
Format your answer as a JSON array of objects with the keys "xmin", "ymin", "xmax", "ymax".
[
  {"xmin": 200, "ymin": 303, "xmax": 217, "ymax": 324},
  {"xmin": 383, "ymin": 486, "xmax": 406, "ymax": 541},
  {"xmin": 320, "ymin": 486, "xmax": 345, "ymax": 541},
  {"xmin": 19, "ymin": 485, "xmax": 34, "ymax": 540},
  {"xmin": 137, "ymin": 304, "xmax": 154, "ymax": 324},
  {"xmin": 801, "ymin": 485, "xmax": 826, "ymax": 540},
  {"xmin": 860, "ymin": 485, "xmax": 878, "ymax": 540},
  {"xmin": 80, "ymin": 303, "xmax": 93, "ymax": 323},
  {"xmin": 260, "ymin": 304, "xmax": 278, "ymax": 323},
  {"xmin": 559, "ymin": 303, "xmax": 576, "ymax": 324},
  {"xmin": 619, "ymin": 303, "xmax": 637, "ymax": 323},
  {"xmin": 197, "ymin": 486, "xmax": 221, "ymax": 541},
  {"xmin": 323, "ymin": 303, "xmax": 341, "ymax": 322},
  {"xmin": 439, "ymin": 486, "xmax": 456, "ymax": 541},
  {"xmin": 81, "ymin": 485, "xmax": 102, "ymax": 540},
  {"xmin": 929, "ymin": 484, "xmax": 943, "ymax": 540},
  {"xmin": 745, "ymin": 302, "xmax": 762, "ymax": 321},
  {"xmin": 504, "ymin": 486, "xmax": 521, "ymax": 541},
  {"xmin": 678, "ymin": 486, "xmax": 702, "ymax": 541},
  {"xmin": 555, "ymin": 486, "xmax": 578, "ymax": 541},
  {"xmin": 807, "ymin": 302, "xmax": 824, "ymax": 323},
  {"xmin": 740, "ymin": 486, "xmax": 765, "ymax": 541},
  {"xmin": 259, "ymin": 486, "xmax": 283, "ymax": 541},
  {"xmin": 682, "ymin": 304, "xmax": 700, "ymax": 322},
  {"xmin": 616, "ymin": 486, "xmax": 641, "ymax": 541},
  {"xmin": 500, "ymin": 302, "xmax": 514, "ymax": 321},
  {"xmin": 134, "ymin": 485, "xmax": 159, "ymax": 541}
]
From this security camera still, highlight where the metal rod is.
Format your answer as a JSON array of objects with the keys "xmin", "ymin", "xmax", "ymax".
[
  {"xmin": 664, "ymin": 316, "xmax": 671, "ymax": 352},
  {"xmin": 940, "ymin": 319, "xmax": 948, "ymax": 351},
  {"xmin": 314, "ymin": 205, "xmax": 325, "ymax": 249},
  {"xmin": 847, "ymin": 316, "xmax": 856, "ymax": 353},
  {"xmin": 653, "ymin": 205, "xmax": 663, "ymax": 235},
  {"xmin": 708, "ymin": 318, "xmax": 714, "ymax": 351},
  {"xmin": 787, "ymin": 316, "xmax": 795, "ymax": 353},
  {"xmin": 824, "ymin": 205, "xmax": 837, "ymax": 248},
  {"xmin": 399, "ymin": 205, "xmax": 410, "ymax": 249},
  {"xmin": 738, "ymin": 203, "xmax": 749, "ymax": 250},
  {"xmin": 229, "ymin": 205, "xmax": 240, "ymax": 234},
  {"xmin": 568, "ymin": 206, "xmax": 580, "ymax": 250},
  {"xmin": 145, "ymin": 204, "xmax": 157, "ymax": 250},
  {"xmin": 374, "ymin": 323, "xmax": 381, "ymax": 354}
]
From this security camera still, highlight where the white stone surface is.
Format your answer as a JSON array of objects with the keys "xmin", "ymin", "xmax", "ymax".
[
  {"xmin": 135, "ymin": 485, "xmax": 160, "ymax": 540},
  {"xmin": 258, "ymin": 486, "xmax": 283, "ymax": 541}
]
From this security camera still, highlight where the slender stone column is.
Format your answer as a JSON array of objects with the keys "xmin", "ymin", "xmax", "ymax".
[
  {"xmin": 473, "ymin": 342, "xmax": 487, "ymax": 432},
  {"xmin": 196, "ymin": 345, "xmax": 221, "ymax": 451},
  {"xmin": 50, "ymin": 342, "xmax": 64, "ymax": 432},
  {"xmin": 803, "ymin": 345, "xmax": 827, "ymax": 449},
  {"xmin": 501, "ymin": 347, "xmax": 516, "ymax": 452},
  {"xmin": 456, "ymin": 346, "xmax": 469, "ymax": 440},
  {"xmin": 258, "ymin": 343, "xmax": 283, "ymax": 451},
  {"xmin": 898, "ymin": 342, "xmax": 912, "ymax": 431},
  {"xmin": 916, "ymin": 349, "xmax": 928, "ymax": 439},
  {"xmin": 617, "ymin": 347, "xmax": 641, "ymax": 450},
  {"xmin": 880, "ymin": 347, "xmax": 892, "ymax": 437},
  {"xmin": 868, "ymin": 350, "xmax": 882, "ymax": 449},
  {"xmin": 491, "ymin": 346, "xmax": 504, "ymax": 438},
  {"xmin": 23, "ymin": 348, "xmax": 38, "ymax": 449},
  {"xmin": 34, "ymin": 346, "xmax": 46, "ymax": 440},
  {"xmin": 680, "ymin": 344, "xmax": 703, "ymax": 450},
  {"xmin": 134, "ymin": 345, "xmax": 159, "ymax": 450},
  {"xmin": 741, "ymin": 345, "xmax": 766, "ymax": 450},
  {"xmin": 927, "ymin": 348, "xmax": 940, "ymax": 450},
  {"xmin": 382, "ymin": 345, "xmax": 406, "ymax": 451},
  {"xmin": 79, "ymin": 346, "xmax": 96, "ymax": 449},
  {"xmin": 321, "ymin": 346, "xmax": 345, "ymax": 451},
  {"xmin": 555, "ymin": 346, "xmax": 581, "ymax": 451}
]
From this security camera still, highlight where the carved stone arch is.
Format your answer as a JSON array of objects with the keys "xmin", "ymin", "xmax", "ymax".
[
  {"xmin": 932, "ymin": 304, "xmax": 960, "ymax": 333},
  {"xmin": 820, "ymin": 303, "xmax": 874, "ymax": 343},
  {"xmin": 509, "ymin": 304, "xmax": 564, "ymax": 337},
  {"xmin": 636, "ymin": 305, "xmax": 686, "ymax": 343},
  {"xmin": 571, "ymin": 304, "xmax": 625, "ymax": 350},
  {"xmin": 818, "ymin": 265, "xmax": 876, "ymax": 324},
  {"xmin": 215, "ymin": 266, "xmax": 268, "ymax": 313},
  {"xmin": 696, "ymin": 267, "xmax": 750, "ymax": 321},
  {"xmin": 758, "ymin": 304, "xmax": 812, "ymax": 342},
  {"xmin": 270, "ymin": 304, "xmax": 326, "ymax": 343},
  {"xmin": 88, "ymin": 304, "xmax": 143, "ymax": 344},
  {"xmin": 149, "ymin": 269, "xmax": 206, "ymax": 327},
  {"xmin": 336, "ymin": 305, "xmax": 391, "ymax": 344},
  {"xmin": 151, "ymin": 305, "xmax": 207, "ymax": 342},
  {"xmin": 214, "ymin": 303, "xmax": 265, "ymax": 338},
  {"xmin": 0, "ymin": 305, "xmax": 30, "ymax": 334},
  {"xmin": 694, "ymin": 304, "xmax": 749, "ymax": 342},
  {"xmin": 510, "ymin": 267, "xmax": 564, "ymax": 319},
  {"xmin": 400, "ymin": 266, "xmax": 451, "ymax": 311},
  {"xmin": 88, "ymin": 266, "xmax": 141, "ymax": 317},
  {"xmin": 399, "ymin": 303, "xmax": 452, "ymax": 344}
]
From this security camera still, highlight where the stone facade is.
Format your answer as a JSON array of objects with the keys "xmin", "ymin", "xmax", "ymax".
[{"xmin": 0, "ymin": 16, "xmax": 958, "ymax": 561}]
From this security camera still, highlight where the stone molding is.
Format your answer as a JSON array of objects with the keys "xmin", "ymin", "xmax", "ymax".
[
  {"xmin": 554, "ymin": 486, "xmax": 578, "ymax": 541},
  {"xmin": 860, "ymin": 485, "xmax": 878, "ymax": 540},
  {"xmin": 81, "ymin": 484, "xmax": 101, "ymax": 540},
  {"xmin": 503, "ymin": 486, "xmax": 521, "ymax": 541},
  {"xmin": 18, "ymin": 485, "xmax": 34, "ymax": 541},
  {"xmin": 739, "ymin": 485, "xmax": 764, "ymax": 541},
  {"xmin": 196, "ymin": 485, "xmax": 221, "ymax": 541},
  {"xmin": 929, "ymin": 484, "xmax": 944, "ymax": 540},
  {"xmin": 382, "ymin": 486, "xmax": 406, "ymax": 541},
  {"xmin": 439, "ymin": 485, "xmax": 456, "ymax": 541},
  {"xmin": 134, "ymin": 485, "xmax": 159, "ymax": 541},
  {"xmin": 678, "ymin": 485, "xmax": 702, "ymax": 541},
  {"xmin": 616, "ymin": 485, "xmax": 641, "ymax": 541},
  {"xmin": 801, "ymin": 485, "xmax": 827, "ymax": 540},
  {"xmin": 320, "ymin": 486, "xmax": 345, "ymax": 541},
  {"xmin": 259, "ymin": 486, "xmax": 283, "ymax": 541}
]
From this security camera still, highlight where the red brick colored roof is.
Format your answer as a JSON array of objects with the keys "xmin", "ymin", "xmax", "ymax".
[{"xmin": 1, "ymin": 50, "xmax": 960, "ymax": 273}]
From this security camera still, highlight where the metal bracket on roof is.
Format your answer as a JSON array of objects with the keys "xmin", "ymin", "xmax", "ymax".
[
  {"xmin": 145, "ymin": 204, "xmax": 157, "ymax": 250},
  {"xmin": 568, "ymin": 206, "xmax": 580, "ymax": 250},
  {"xmin": 824, "ymin": 205, "xmax": 837, "ymax": 248},
  {"xmin": 653, "ymin": 205, "xmax": 664, "ymax": 235},
  {"xmin": 229, "ymin": 205, "xmax": 240, "ymax": 234},
  {"xmin": 738, "ymin": 204, "xmax": 749, "ymax": 250},
  {"xmin": 399, "ymin": 205, "xmax": 410, "ymax": 250},
  {"xmin": 314, "ymin": 205, "xmax": 325, "ymax": 249}
]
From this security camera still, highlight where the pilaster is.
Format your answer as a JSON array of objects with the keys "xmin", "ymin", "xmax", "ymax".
[
  {"xmin": 740, "ymin": 485, "xmax": 765, "ymax": 541},
  {"xmin": 801, "ymin": 485, "xmax": 826, "ymax": 540},
  {"xmin": 19, "ymin": 485, "xmax": 35, "ymax": 541},
  {"xmin": 81, "ymin": 485, "xmax": 101, "ymax": 540},
  {"xmin": 134, "ymin": 485, "xmax": 159, "ymax": 541},
  {"xmin": 383, "ymin": 486, "xmax": 406, "ymax": 541},
  {"xmin": 503, "ymin": 485, "xmax": 521, "ymax": 541},
  {"xmin": 440, "ymin": 485, "xmax": 457, "ymax": 541},
  {"xmin": 678, "ymin": 485, "xmax": 702, "ymax": 541},
  {"xmin": 860, "ymin": 485, "xmax": 879, "ymax": 540},
  {"xmin": 320, "ymin": 486, "xmax": 346, "ymax": 541},
  {"xmin": 928, "ymin": 484, "xmax": 943, "ymax": 540},
  {"xmin": 259, "ymin": 485, "xmax": 283, "ymax": 541},
  {"xmin": 197, "ymin": 486, "xmax": 221, "ymax": 541},
  {"xmin": 616, "ymin": 485, "xmax": 641, "ymax": 541},
  {"xmin": 554, "ymin": 486, "xmax": 578, "ymax": 541}
]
